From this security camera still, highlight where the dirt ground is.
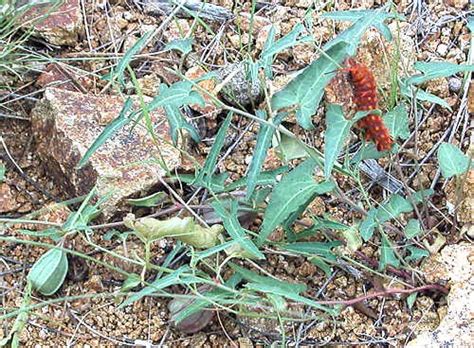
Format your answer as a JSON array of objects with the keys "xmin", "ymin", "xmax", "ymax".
[{"xmin": 1, "ymin": 0, "xmax": 473, "ymax": 346}]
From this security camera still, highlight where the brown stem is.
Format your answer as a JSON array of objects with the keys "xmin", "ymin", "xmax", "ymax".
[{"xmin": 355, "ymin": 251, "xmax": 413, "ymax": 281}]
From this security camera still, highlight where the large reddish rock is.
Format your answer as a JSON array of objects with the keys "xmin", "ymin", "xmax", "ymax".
[
  {"xmin": 31, "ymin": 88, "xmax": 180, "ymax": 218},
  {"xmin": 21, "ymin": 0, "xmax": 82, "ymax": 46}
]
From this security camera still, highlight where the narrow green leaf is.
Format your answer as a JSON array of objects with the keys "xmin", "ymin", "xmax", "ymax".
[
  {"xmin": 121, "ymin": 274, "xmax": 141, "ymax": 292},
  {"xmin": 230, "ymin": 263, "xmax": 306, "ymax": 295},
  {"xmin": 384, "ymin": 104, "xmax": 410, "ymax": 140},
  {"xmin": 271, "ymin": 41, "xmax": 349, "ymax": 129},
  {"xmin": 259, "ymin": 159, "xmax": 335, "ymax": 244},
  {"xmin": 437, "ymin": 142, "xmax": 470, "ymax": 179},
  {"xmin": 164, "ymin": 37, "xmax": 193, "ymax": 55},
  {"xmin": 244, "ymin": 283, "xmax": 336, "ymax": 314},
  {"xmin": 283, "ymin": 241, "xmax": 341, "ymax": 261},
  {"xmin": 400, "ymin": 81, "xmax": 452, "ymax": 110},
  {"xmin": 360, "ymin": 208, "xmax": 377, "ymax": 241},
  {"xmin": 468, "ymin": 16, "xmax": 474, "ymax": 33},
  {"xmin": 103, "ymin": 31, "xmax": 153, "ymax": 85},
  {"xmin": 224, "ymin": 166, "xmax": 289, "ymax": 192},
  {"xmin": 407, "ymin": 292, "xmax": 417, "ymax": 309},
  {"xmin": 194, "ymin": 112, "xmax": 232, "ymax": 187},
  {"xmin": 377, "ymin": 194, "xmax": 413, "ymax": 223},
  {"xmin": 119, "ymin": 266, "xmax": 197, "ymax": 308},
  {"xmin": 77, "ymin": 98, "xmax": 133, "ymax": 169},
  {"xmin": 126, "ymin": 191, "xmax": 167, "ymax": 207},
  {"xmin": 324, "ymin": 104, "xmax": 352, "ymax": 178},
  {"xmin": 246, "ymin": 111, "xmax": 284, "ymax": 199},
  {"xmin": 212, "ymin": 201, "xmax": 265, "ymax": 260},
  {"xmin": 28, "ymin": 248, "xmax": 68, "ymax": 296},
  {"xmin": 259, "ymin": 25, "xmax": 276, "ymax": 78},
  {"xmin": 406, "ymin": 62, "xmax": 474, "ymax": 86},
  {"xmin": 379, "ymin": 236, "xmax": 400, "ymax": 270},
  {"xmin": 404, "ymin": 219, "xmax": 421, "ymax": 239},
  {"xmin": 406, "ymin": 246, "xmax": 429, "ymax": 262},
  {"xmin": 309, "ymin": 257, "xmax": 333, "ymax": 277},
  {"xmin": 0, "ymin": 163, "xmax": 5, "ymax": 182}
]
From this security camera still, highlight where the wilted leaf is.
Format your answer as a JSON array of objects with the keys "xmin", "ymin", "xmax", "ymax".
[
  {"xmin": 168, "ymin": 285, "xmax": 215, "ymax": 334},
  {"xmin": 437, "ymin": 142, "xmax": 470, "ymax": 179},
  {"xmin": 28, "ymin": 248, "xmax": 68, "ymax": 296},
  {"xmin": 124, "ymin": 214, "xmax": 223, "ymax": 248}
]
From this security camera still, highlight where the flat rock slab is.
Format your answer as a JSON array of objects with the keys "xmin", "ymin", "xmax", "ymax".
[
  {"xmin": 407, "ymin": 243, "xmax": 474, "ymax": 348},
  {"xmin": 31, "ymin": 88, "xmax": 180, "ymax": 218},
  {"xmin": 20, "ymin": 0, "xmax": 82, "ymax": 46}
]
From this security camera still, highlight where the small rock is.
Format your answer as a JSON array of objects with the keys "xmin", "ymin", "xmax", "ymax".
[
  {"xmin": 36, "ymin": 63, "xmax": 92, "ymax": 92},
  {"xmin": 448, "ymin": 77, "xmax": 462, "ymax": 93},
  {"xmin": 217, "ymin": 62, "xmax": 262, "ymax": 107},
  {"xmin": 437, "ymin": 43, "xmax": 449, "ymax": 57},
  {"xmin": 408, "ymin": 244, "xmax": 474, "ymax": 347},
  {"xmin": 0, "ymin": 183, "xmax": 17, "ymax": 213},
  {"xmin": 21, "ymin": 0, "xmax": 83, "ymax": 46},
  {"xmin": 31, "ymin": 88, "xmax": 180, "ymax": 218}
]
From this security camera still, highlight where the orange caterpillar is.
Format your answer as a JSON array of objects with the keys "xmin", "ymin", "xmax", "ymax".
[{"xmin": 343, "ymin": 58, "xmax": 393, "ymax": 152}]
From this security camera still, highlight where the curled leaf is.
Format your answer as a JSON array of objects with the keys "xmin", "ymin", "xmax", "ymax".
[
  {"xmin": 28, "ymin": 248, "xmax": 68, "ymax": 296},
  {"xmin": 168, "ymin": 285, "xmax": 215, "ymax": 334}
]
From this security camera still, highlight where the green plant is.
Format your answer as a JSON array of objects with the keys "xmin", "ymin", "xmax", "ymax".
[{"xmin": 2, "ymin": 4, "xmax": 473, "ymax": 345}]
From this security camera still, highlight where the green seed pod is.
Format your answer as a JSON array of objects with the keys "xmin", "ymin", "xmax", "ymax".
[{"xmin": 28, "ymin": 248, "xmax": 69, "ymax": 296}]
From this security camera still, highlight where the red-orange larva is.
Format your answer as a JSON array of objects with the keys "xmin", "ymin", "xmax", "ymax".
[{"xmin": 342, "ymin": 58, "xmax": 393, "ymax": 152}]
